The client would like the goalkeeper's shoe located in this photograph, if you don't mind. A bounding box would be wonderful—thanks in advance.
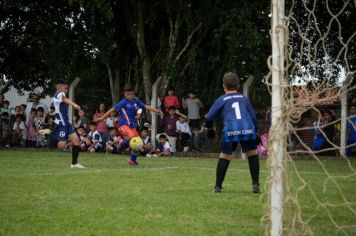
[252,183,260,193]
[70,163,85,169]
[213,186,222,193]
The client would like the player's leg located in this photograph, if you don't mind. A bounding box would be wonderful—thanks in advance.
[241,140,260,193]
[68,128,84,168]
[214,142,237,193]
[120,125,140,165]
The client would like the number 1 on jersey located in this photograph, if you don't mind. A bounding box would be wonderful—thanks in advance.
[232,102,241,119]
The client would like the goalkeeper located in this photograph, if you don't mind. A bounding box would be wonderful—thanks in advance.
[205,72,260,193]
[96,84,162,165]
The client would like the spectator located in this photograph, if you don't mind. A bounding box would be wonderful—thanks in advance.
[13,106,21,115]
[34,107,47,147]
[25,94,48,123]
[0,100,11,115]
[164,88,180,113]
[312,112,325,151]
[320,110,336,156]
[106,111,118,129]
[159,106,183,154]
[87,121,103,153]
[93,103,107,135]
[182,90,204,130]
[75,109,89,130]
[347,103,356,157]
[176,114,191,152]
[19,104,27,119]
[156,134,172,157]
[77,126,89,152]
[26,109,37,148]
[0,112,11,148]
[44,106,56,148]
[139,127,155,157]
[105,127,122,154]
[11,114,27,147]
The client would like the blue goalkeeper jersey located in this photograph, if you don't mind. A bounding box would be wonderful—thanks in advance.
[205,92,258,142]
[348,115,356,140]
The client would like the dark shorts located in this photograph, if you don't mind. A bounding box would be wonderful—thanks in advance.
[55,124,75,142]
[189,119,200,129]
[221,139,257,155]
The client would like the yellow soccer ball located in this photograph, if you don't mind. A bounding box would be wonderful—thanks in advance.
[129,137,144,152]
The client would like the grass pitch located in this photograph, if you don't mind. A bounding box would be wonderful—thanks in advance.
[0,150,355,235]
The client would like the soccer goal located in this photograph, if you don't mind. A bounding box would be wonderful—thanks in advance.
[267,0,356,235]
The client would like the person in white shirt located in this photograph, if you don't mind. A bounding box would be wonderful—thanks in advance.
[87,122,103,153]
[176,114,191,152]
[106,111,118,128]
[25,94,49,123]
[156,134,172,157]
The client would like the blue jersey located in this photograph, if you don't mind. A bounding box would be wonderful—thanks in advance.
[114,98,145,128]
[348,115,356,140]
[205,93,258,142]
[52,92,70,126]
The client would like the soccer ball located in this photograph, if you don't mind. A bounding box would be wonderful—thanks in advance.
[129,137,144,152]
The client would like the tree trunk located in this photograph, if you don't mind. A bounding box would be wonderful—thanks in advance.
[104,61,120,105]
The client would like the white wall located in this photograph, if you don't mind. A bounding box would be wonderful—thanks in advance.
[3,87,52,109]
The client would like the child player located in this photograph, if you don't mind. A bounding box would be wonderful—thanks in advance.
[96,84,163,165]
[52,81,84,168]
[205,72,260,193]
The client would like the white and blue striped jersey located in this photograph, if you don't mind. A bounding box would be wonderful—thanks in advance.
[52,92,70,126]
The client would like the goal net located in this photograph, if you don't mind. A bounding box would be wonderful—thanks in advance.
[265,0,356,235]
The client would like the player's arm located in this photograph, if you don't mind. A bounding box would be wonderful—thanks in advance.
[62,96,80,111]
[144,105,163,117]
[95,107,115,123]
[205,98,223,129]
[175,110,187,119]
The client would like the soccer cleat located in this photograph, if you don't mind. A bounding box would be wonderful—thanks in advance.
[252,183,260,193]
[213,186,222,193]
[128,160,138,166]
[70,163,85,169]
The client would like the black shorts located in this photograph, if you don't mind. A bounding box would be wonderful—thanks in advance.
[221,140,257,155]
[189,119,200,129]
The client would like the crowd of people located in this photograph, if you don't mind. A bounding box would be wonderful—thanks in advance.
[1,88,356,158]
[0,88,213,156]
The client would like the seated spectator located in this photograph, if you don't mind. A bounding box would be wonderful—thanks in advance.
[164,88,180,113]
[156,134,172,157]
[11,114,27,147]
[176,114,191,152]
[106,111,118,129]
[0,100,11,115]
[87,121,103,153]
[75,109,89,130]
[106,127,123,154]
[26,109,37,148]
[0,112,11,148]
[34,107,47,147]
[347,103,356,157]
[77,126,89,151]
[139,127,155,157]
[159,106,186,154]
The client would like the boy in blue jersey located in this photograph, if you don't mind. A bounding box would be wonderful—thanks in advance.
[205,72,260,193]
[96,84,163,165]
[347,104,356,157]
[52,81,84,168]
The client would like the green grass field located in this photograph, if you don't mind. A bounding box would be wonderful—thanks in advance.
[0,151,355,235]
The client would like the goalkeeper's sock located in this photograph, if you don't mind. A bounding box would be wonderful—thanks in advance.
[215,158,230,188]
[72,145,80,165]
[248,154,260,185]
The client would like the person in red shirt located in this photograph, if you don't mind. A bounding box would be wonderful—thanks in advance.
[164,88,180,113]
